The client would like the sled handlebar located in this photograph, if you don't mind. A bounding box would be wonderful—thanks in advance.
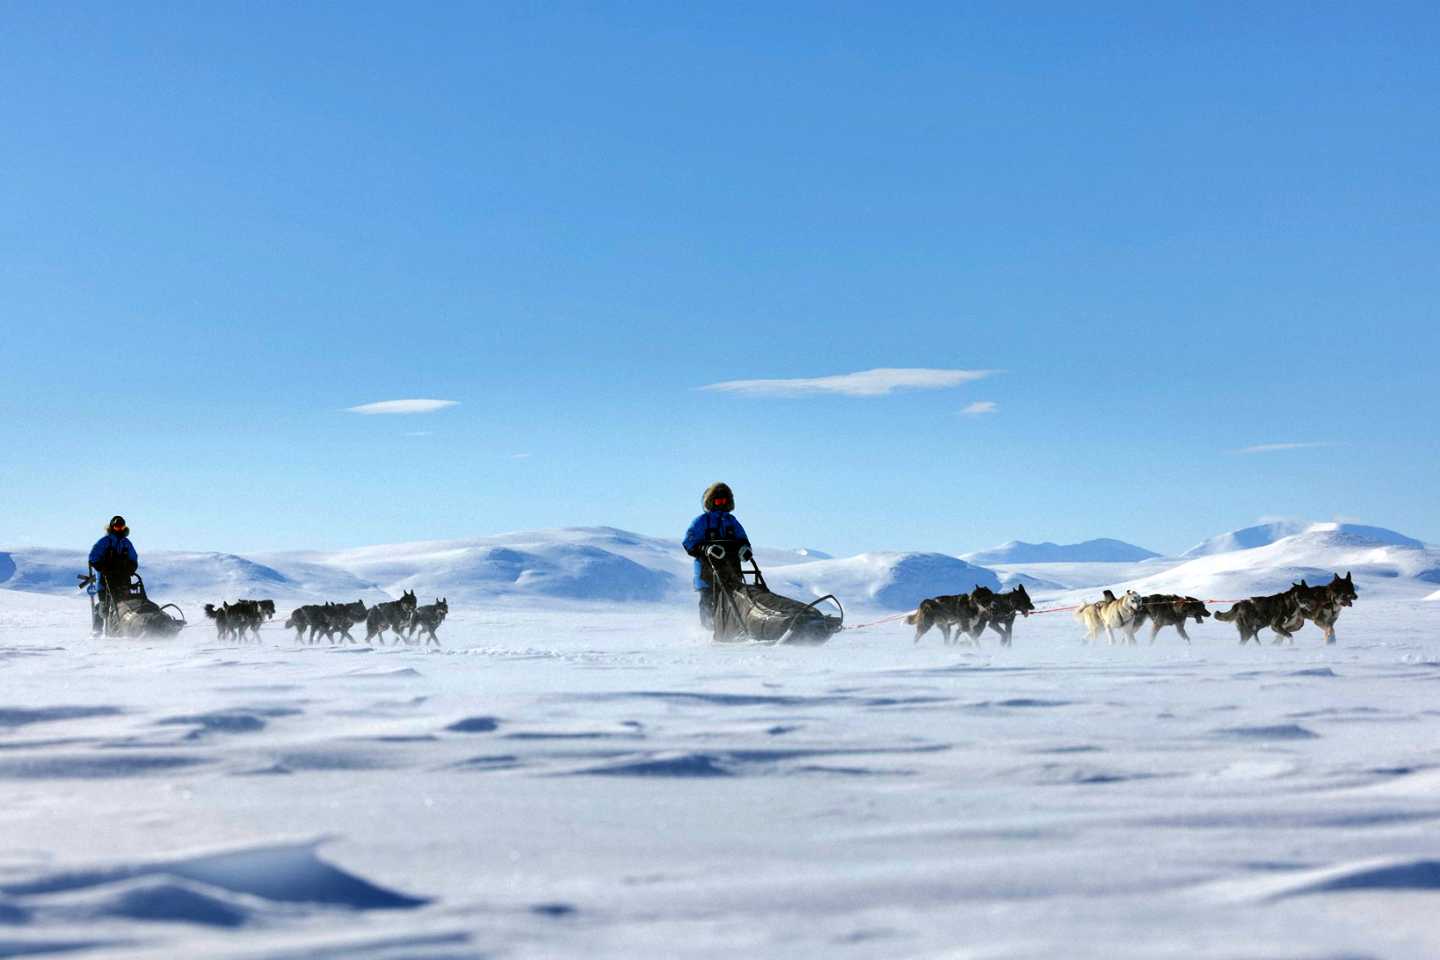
[703,543,753,562]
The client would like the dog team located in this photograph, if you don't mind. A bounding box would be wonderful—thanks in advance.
[204,590,449,645]
[910,572,1358,647]
[205,571,1357,649]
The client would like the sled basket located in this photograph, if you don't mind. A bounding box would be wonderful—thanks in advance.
[702,541,843,645]
[98,575,187,638]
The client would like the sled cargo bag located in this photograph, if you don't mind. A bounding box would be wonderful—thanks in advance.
[101,575,187,638]
[703,541,843,645]
[715,583,842,645]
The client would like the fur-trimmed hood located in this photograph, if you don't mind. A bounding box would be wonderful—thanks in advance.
[702,482,734,513]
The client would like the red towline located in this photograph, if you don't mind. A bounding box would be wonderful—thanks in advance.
[845,598,1250,630]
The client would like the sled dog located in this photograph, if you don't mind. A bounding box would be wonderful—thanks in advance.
[285,603,331,643]
[1127,595,1211,645]
[204,603,236,641]
[1075,589,1144,644]
[905,591,985,645]
[224,598,275,643]
[1214,590,1304,645]
[1288,572,1357,645]
[364,590,418,645]
[970,584,1035,647]
[407,598,448,645]
[322,600,369,644]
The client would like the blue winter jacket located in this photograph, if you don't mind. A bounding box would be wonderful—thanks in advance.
[88,534,138,592]
[683,511,749,590]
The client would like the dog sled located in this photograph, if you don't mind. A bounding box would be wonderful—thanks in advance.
[701,541,843,645]
[79,572,187,638]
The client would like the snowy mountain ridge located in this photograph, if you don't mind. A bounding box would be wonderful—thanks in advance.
[962,538,1160,564]
[1181,521,1424,558]
[3,520,1434,609]
[0,528,997,611]
[1065,521,1439,603]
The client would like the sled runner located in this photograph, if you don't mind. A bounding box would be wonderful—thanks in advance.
[701,541,843,645]
[79,572,186,638]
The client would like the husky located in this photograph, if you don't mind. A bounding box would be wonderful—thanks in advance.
[905,591,986,645]
[1127,595,1211,645]
[321,600,369,644]
[364,590,418,645]
[1288,572,1357,645]
[1075,589,1144,644]
[1214,589,1305,645]
[285,603,332,643]
[223,599,276,643]
[970,584,1035,647]
[204,603,236,641]
[407,597,448,645]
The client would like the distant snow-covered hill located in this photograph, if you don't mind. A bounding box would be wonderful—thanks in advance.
[0,528,862,609]
[1179,521,1308,558]
[1079,522,1440,602]
[265,529,678,604]
[0,548,348,603]
[1180,521,1423,558]
[771,552,1001,611]
[963,538,1160,564]
[4,520,1430,612]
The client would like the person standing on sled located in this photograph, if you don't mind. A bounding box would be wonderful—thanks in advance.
[85,515,138,636]
[683,483,750,629]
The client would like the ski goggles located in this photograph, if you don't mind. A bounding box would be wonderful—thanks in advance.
[710,498,730,508]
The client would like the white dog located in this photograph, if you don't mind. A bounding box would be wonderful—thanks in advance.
[1075,590,1145,645]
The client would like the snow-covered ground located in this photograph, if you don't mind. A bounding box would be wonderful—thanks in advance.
[3,521,1439,957]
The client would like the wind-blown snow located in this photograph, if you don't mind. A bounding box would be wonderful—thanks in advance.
[2,581,1439,958]
[3,521,1440,956]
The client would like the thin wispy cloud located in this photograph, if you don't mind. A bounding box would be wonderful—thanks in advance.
[961,401,998,416]
[346,399,459,415]
[510,453,532,460]
[701,367,996,398]
[1235,441,1344,454]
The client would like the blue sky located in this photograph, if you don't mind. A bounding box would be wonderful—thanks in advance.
[2,2,1436,557]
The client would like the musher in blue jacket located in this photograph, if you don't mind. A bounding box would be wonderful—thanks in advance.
[683,483,750,628]
[87,515,138,635]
